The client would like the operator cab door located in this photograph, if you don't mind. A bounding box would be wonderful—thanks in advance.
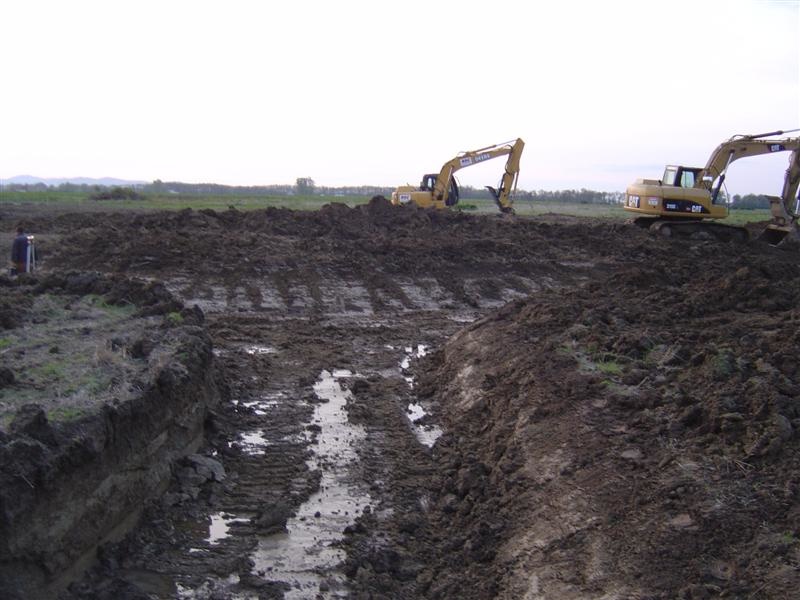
[420,173,459,206]
[662,166,700,190]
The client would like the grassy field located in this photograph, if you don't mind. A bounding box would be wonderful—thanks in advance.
[0,189,354,211]
[0,189,773,224]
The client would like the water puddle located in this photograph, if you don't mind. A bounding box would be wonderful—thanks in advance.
[207,512,251,545]
[233,391,284,416]
[400,345,443,448]
[249,369,371,598]
[238,430,269,455]
[244,344,277,355]
[400,344,427,386]
[176,574,245,599]
[449,313,479,323]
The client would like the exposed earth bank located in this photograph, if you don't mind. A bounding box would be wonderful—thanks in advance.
[0,273,221,600]
[0,198,798,599]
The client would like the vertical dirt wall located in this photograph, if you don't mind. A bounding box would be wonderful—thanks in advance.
[0,326,221,600]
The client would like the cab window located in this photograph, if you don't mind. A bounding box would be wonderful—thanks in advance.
[679,170,695,188]
[662,167,677,186]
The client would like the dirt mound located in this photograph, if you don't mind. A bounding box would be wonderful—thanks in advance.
[40,205,627,282]
[410,253,800,598]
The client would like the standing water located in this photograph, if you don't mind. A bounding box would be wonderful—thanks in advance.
[400,345,443,447]
[249,369,371,598]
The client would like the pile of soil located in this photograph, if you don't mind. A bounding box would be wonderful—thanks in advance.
[403,261,800,598]
[34,201,629,299]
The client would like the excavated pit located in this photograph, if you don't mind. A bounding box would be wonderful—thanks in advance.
[0,198,798,599]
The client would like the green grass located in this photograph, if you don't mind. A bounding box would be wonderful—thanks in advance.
[31,361,67,380]
[47,405,86,422]
[723,208,772,225]
[0,189,777,223]
[85,294,136,317]
[596,360,624,376]
[166,311,184,325]
[0,189,371,211]
[781,532,798,545]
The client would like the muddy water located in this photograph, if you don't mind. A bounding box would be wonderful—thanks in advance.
[400,345,443,448]
[249,369,371,599]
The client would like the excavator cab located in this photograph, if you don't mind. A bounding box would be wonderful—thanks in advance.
[662,166,702,189]
[420,174,459,206]
[420,174,436,191]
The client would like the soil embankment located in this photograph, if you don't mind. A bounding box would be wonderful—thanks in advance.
[405,263,800,598]
[0,274,222,599]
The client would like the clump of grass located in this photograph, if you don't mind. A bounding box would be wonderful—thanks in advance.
[596,360,623,376]
[166,312,184,325]
[47,405,86,422]
[87,295,136,318]
[93,340,129,368]
[712,348,736,379]
[32,361,66,380]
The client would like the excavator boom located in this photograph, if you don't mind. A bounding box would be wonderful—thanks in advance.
[699,131,800,202]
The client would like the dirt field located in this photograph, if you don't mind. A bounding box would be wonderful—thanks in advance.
[2,198,799,599]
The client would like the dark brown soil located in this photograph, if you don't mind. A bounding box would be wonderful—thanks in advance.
[1,198,798,599]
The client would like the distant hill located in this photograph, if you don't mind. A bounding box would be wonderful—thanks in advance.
[1,175,147,187]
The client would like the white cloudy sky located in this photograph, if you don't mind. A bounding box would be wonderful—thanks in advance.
[1,0,798,195]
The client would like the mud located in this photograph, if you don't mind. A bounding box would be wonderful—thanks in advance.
[0,198,798,599]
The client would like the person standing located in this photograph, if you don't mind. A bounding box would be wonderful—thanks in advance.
[11,226,29,274]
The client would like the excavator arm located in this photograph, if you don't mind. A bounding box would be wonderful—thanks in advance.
[430,138,525,213]
[778,147,800,211]
[699,130,800,201]
[760,146,800,244]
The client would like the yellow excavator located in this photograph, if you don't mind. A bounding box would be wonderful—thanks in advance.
[625,130,800,244]
[390,138,524,214]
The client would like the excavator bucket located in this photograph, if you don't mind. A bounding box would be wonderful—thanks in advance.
[758,227,790,246]
[757,224,800,246]
[758,194,800,246]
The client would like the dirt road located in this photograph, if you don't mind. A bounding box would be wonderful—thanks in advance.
[2,198,799,599]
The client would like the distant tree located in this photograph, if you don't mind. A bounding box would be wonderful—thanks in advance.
[89,186,142,201]
[295,177,315,195]
[731,193,770,209]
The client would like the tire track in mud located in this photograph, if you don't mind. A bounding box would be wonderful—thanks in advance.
[63,288,473,599]
[32,203,622,598]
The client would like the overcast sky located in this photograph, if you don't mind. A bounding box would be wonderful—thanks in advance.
[1,0,798,195]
